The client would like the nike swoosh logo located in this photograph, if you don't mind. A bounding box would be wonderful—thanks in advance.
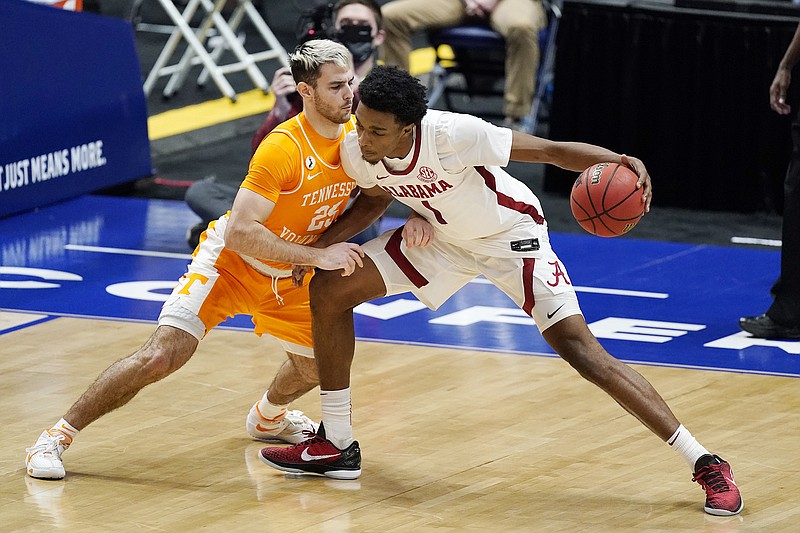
[546,304,566,320]
[301,449,341,461]
[307,172,321,181]
[376,175,389,180]
[255,424,272,432]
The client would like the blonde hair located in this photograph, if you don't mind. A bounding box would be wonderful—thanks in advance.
[289,39,352,87]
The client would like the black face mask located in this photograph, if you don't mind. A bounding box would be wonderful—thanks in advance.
[336,24,375,65]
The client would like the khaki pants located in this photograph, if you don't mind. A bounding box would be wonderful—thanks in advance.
[381,0,547,119]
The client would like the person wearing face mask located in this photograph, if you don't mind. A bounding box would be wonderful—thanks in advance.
[184,0,386,249]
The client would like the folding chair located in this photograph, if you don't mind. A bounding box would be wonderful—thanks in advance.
[426,0,562,134]
[142,0,289,102]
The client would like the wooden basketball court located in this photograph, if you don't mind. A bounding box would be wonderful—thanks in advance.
[3,314,799,531]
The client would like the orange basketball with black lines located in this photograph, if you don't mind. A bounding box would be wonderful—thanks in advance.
[570,162,644,237]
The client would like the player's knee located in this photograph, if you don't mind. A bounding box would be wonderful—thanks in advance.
[309,270,348,314]
[134,344,191,382]
[570,355,614,385]
[559,342,617,384]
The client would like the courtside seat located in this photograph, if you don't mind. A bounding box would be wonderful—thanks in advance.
[426,0,562,134]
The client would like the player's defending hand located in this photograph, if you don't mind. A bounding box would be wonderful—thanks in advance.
[403,213,434,248]
[620,154,652,213]
[291,265,313,287]
[317,242,365,276]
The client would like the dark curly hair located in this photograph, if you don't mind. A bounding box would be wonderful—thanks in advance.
[357,66,428,126]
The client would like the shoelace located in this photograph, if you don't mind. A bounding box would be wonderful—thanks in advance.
[283,410,311,425]
[287,429,323,447]
[693,465,730,494]
[26,433,65,456]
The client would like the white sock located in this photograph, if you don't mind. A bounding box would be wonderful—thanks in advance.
[257,390,288,428]
[50,418,79,446]
[667,424,710,470]
[321,388,352,450]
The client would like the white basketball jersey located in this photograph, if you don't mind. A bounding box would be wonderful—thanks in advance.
[341,110,551,257]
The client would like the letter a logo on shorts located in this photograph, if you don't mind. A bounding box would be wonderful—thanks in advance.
[547,260,571,287]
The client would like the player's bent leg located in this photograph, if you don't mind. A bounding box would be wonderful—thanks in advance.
[257,260,385,478]
[26,326,198,479]
[309,255,387,314]
[247,353,319,444]
[64,325,199,428]
[309,257,387,390]
[542,315,743,515]
[266,353,319,405]
[541,314,680,439]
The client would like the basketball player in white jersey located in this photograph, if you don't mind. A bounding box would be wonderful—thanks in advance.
[258,66,743,516]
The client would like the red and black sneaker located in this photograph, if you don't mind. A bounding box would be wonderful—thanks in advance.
[258,424,361,480]
[692,454,743,516]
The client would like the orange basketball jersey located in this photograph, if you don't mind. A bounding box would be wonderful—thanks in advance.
[241,112,358,271]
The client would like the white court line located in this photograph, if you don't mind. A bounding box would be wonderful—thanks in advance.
[468,277,668,299]
[731,236,782,247]
[65,244,192,259]
[571,285,668,299]
[66,244,667,299]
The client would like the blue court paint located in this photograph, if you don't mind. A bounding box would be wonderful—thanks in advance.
[0,311,56,335]
[1,195,796,376]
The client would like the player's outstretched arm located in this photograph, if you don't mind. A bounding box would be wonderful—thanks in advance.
[508,131,652,211]
[509,130,621,170]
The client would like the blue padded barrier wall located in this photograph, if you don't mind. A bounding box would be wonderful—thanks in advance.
[0,0,152,218]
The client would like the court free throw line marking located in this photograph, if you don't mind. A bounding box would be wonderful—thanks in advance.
[468,277,668,299]
[731,236,782,247]
[65,244,192,260]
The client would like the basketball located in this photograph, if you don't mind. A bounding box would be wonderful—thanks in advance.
[569,162,645,237]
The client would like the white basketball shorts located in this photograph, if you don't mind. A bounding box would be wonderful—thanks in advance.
[361,227,582,333]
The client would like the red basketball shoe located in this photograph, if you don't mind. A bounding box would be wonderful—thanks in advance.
[258,424,361,480]
[692,454,743,516]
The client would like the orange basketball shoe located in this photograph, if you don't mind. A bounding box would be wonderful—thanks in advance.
[692,454,744,516]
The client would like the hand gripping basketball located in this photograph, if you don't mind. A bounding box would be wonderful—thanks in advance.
[570,162,646,237]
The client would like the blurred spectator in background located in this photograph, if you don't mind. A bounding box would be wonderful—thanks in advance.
[739,21,800,340]
[380,0,546,130]
[185,0,386,249]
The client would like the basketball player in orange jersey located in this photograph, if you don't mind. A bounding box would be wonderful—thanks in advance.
[24,40,391,481]
[258,66,743,516]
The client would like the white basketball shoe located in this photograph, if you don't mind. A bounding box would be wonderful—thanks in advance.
[246,403,318,444]
[26,430,69,479]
